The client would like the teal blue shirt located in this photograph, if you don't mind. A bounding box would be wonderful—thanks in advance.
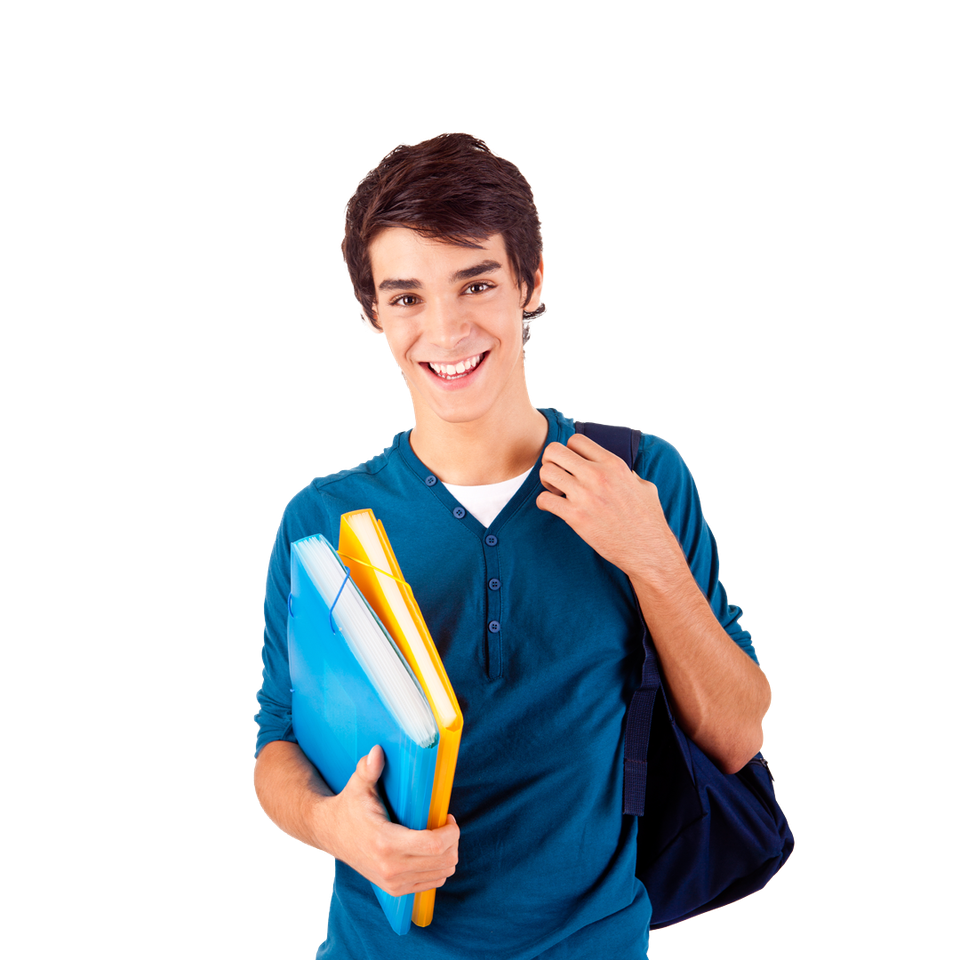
[255,409,756,959]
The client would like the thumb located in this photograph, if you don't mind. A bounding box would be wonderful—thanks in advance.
[352,744,385,789]
[350,746,390,823]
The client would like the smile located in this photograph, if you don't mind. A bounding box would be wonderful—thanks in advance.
[427,353,485,380]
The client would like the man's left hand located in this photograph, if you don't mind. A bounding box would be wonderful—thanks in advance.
[536,433,686,586]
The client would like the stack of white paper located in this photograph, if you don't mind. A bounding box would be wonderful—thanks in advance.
[293,535,437,749]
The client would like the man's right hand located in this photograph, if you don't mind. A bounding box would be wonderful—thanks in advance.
[326,745,459,897]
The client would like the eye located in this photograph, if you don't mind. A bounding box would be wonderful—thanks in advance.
[465,282,492,295]
[389,294,421,307]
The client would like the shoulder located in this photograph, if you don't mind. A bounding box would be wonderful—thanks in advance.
[634,433,708,540]
[636,433,690,487]
[276,433,408,546]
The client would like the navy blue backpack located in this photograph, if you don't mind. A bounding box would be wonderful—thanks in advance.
[575,422,794,928]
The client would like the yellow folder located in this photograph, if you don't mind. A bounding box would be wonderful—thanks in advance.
[338,509,464,928]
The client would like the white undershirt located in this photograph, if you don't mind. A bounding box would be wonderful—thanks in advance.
[442,468,534,528]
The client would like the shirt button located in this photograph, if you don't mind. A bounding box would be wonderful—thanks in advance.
[453,506,466,519]
[425,475,437,487]
[488,578,501,591]
[485,534,498,547]
[488,620,501,633]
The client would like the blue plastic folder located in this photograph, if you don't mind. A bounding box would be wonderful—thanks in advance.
[287,534,439,935]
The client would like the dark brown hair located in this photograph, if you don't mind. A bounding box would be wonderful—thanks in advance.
[342,133,545,342]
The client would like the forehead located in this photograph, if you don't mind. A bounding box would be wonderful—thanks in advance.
[369,228,510,284]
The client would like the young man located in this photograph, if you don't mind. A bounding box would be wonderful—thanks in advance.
[254,133,770,959]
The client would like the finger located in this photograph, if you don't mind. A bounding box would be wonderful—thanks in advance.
[398,816,460,858]
[536,489,574,520]
[542,440,602,480]
[430,815,460,850]
[539,461,574,497]
[565,432,614,461]
[540,440,580,471]
[376,813,459,859]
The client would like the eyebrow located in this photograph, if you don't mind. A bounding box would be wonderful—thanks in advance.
[377,259,504,292]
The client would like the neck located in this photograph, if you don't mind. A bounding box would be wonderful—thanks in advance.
[409,403,548,486]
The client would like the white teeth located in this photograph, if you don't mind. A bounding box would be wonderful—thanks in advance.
[429,354,482,379]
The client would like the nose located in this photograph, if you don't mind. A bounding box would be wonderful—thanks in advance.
[423,296,471,349]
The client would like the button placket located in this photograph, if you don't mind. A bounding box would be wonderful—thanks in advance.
[484,533,503,679]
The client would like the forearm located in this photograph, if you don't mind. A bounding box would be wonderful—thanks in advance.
[254,740,461,896]
[537,433,771,773]
[629,542,770,774]
[254,739,336,853]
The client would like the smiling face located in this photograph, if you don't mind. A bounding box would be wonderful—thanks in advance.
[369,227,543,431]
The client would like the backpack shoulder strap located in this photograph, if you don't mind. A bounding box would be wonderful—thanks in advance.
[574,420,651,816]
[574,421,643,472]
[577,422,793,925]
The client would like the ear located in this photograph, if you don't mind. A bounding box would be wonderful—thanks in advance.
[365,304,383,332]
[523,257,545,312]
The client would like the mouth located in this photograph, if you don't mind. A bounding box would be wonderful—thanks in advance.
[424,352,487,381]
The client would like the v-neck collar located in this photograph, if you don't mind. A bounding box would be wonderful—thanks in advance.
[397,408,563,535]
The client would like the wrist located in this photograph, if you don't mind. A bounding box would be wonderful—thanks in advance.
[623,527,690,594]
[303,789,337,855]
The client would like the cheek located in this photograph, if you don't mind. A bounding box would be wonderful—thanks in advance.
[380,327,414,365]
